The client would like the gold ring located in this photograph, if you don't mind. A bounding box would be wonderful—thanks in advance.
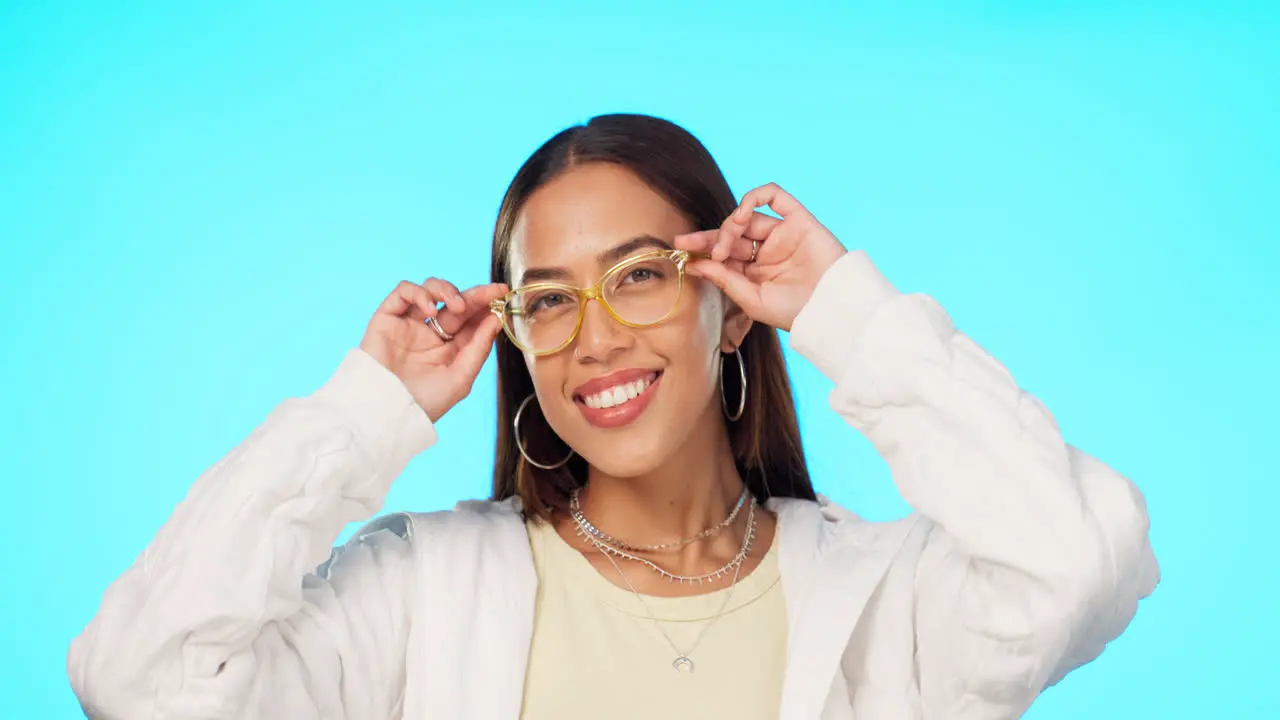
[748,239,759,263]
[426,316,454,342]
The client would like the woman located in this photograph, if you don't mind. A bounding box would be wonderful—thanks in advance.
[68,114,1159,719]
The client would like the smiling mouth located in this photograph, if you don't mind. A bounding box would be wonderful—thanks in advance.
[574,371,662,409]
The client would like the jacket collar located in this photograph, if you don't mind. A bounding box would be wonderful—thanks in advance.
[769,496,920,719]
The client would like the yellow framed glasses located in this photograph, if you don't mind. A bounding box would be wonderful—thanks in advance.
[490,249,699,356]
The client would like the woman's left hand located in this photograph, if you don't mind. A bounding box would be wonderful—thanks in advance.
[674,183,847,331]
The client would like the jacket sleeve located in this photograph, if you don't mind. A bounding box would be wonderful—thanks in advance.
[67,349,436,719]
[789,251,1160,717]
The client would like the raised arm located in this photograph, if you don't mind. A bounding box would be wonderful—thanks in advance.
[68,278,508,719]
[678,183,1159,717]
[788,250,1158,715]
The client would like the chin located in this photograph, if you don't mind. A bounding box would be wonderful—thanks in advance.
[573,433,672,479]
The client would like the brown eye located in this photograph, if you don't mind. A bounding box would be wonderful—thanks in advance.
[529,292,570,313]
[623,267,662,284]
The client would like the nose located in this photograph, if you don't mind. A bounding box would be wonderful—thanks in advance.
[573,297,632,364]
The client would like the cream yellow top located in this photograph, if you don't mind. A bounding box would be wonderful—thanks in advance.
[520,517,788,719]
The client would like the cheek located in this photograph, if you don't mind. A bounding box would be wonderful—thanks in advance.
[663,285,725,394]
[525,353,556,394]
[690,280,727,347]
[525,353,576,426]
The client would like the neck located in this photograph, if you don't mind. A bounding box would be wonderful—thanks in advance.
[577,402,744,556]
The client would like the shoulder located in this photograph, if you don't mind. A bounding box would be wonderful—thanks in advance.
[769,494,928,541]
[398,497,538,593]
[344,499,524,554]
[769,494,933,564]
[392,498,531,568]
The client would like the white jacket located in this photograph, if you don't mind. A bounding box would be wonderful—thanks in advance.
[68,251,1159,719]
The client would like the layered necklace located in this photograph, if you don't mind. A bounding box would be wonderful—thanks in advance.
[568,487,757,673]
[571,486,749,554]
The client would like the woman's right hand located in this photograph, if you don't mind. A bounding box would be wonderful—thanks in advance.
[358,278,509,422]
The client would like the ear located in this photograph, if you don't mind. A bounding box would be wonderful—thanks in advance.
[719,298,753,353]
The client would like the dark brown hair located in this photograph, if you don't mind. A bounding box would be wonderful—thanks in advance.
[489,113,815,520]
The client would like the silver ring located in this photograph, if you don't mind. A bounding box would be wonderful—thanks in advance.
[748,239,759,263]
[426,316,454,342]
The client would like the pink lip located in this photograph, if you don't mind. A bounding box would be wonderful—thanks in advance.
[574,371,663,429]
[572,368,662,399]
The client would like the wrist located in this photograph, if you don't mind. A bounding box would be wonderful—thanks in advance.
[788,250,900,380]
[315,349,438,463]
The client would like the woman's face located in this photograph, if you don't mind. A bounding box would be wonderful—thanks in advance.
[507,162,749,477]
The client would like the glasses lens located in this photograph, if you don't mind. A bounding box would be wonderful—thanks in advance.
[505,285,581,353]
[602,254,682,326]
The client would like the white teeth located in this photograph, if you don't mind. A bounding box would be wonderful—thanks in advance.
[583,374,655,409]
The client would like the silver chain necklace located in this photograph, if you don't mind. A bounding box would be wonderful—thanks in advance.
[570,487,748,553]
[571,494,757,584]
[587,500,756,674]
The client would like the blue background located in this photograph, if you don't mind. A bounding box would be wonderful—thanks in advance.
[2,2,1276,717]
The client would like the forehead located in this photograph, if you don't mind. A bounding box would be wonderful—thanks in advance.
[508,163,693,273]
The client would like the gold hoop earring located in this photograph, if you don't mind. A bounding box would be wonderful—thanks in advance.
[514,394,574,470]
[720,347,747,422]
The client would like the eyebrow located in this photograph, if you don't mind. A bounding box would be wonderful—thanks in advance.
[519,234,672,285]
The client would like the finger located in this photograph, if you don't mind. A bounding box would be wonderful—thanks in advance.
[460,282,510,308]
[433,282,510,335]
[424,277,466,314]
[449,313,503,383]
[738,211,783,240]
[687,259,762,314]
[446,306,497,350]
[715,211,783,261]
[733,182,809,223]
[710,217,739,262]
[380,281,440,321]
[449,301,502,345]
[678,213,782,261]
[673,229,718,254]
